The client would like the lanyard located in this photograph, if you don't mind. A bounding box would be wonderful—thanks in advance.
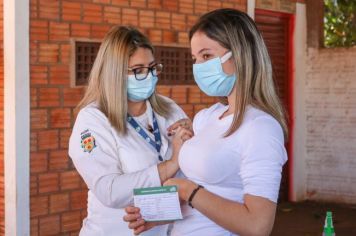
[127,111,163,161]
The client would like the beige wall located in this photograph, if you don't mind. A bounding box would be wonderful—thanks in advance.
[304,47,356,204]
[284,2,356,204]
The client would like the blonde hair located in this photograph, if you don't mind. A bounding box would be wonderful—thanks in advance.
[189,9,288,139]
[77,26,171,134]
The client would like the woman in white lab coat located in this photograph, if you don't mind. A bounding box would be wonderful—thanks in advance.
[68,26,192,236]
[124,8,288,236]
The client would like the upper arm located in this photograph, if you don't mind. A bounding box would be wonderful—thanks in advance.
[69,108,163,208]
[68,108,122,190]
[240,116,287,203]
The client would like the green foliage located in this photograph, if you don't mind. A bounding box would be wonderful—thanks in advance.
[324,0,356,47]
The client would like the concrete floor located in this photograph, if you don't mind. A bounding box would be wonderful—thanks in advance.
[272,201,356,236]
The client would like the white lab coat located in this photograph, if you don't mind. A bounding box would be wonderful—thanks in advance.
[69,96,187,236]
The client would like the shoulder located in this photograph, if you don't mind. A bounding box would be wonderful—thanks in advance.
[195,102,225,121]
[70,103,117,155]
[73,103,113,133]
[195,102,225,118]
[240,107,288,175]
[76,103,108,124]
[242,106,285,144]
[193,102,225,132]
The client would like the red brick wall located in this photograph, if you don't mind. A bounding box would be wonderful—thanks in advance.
[256,0,297,12]
[0,0,4,234]
[29,0,246,234]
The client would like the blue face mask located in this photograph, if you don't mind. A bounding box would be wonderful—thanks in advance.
[193,51,236,97]
[127,73,158,101]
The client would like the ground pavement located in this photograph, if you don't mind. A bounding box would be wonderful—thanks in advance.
[272,201,356,236]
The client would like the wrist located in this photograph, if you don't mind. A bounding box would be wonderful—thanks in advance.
[166,159,179,175]
[168,154,179,169]
[187,184,204,208]
[171,150,179,161]
[183,182,199,201]
[158,160,178,184]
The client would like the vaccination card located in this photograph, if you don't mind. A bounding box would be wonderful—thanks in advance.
[133,185,183,222]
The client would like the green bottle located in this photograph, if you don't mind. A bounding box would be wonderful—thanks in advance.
[323,211,335,236]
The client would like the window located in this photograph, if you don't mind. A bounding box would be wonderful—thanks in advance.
[154,46,194,85]
[74,41,100,86]
[72,42,194,86]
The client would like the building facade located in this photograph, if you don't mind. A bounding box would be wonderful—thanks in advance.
[1,0,355,235]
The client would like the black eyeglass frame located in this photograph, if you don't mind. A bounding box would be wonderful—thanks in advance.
[128,63,163,81]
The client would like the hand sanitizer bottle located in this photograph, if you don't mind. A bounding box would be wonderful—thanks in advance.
[322,211,335,236]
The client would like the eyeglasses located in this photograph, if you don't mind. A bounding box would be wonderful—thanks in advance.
[128,63,163,81]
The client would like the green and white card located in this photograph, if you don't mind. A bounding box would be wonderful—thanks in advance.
[133,185,183,222]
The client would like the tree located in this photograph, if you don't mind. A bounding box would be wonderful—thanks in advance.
[324,0,356,47]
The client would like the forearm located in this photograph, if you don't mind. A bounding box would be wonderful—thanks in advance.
[92,155,179,208]
[93,165,161,208]
[157,159,179,184]
[187,188,276,236]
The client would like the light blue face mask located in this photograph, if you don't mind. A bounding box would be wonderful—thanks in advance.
[193,51,236,97]
[127,73,158,102]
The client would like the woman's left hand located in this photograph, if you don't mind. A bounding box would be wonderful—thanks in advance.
[163,178,198,201]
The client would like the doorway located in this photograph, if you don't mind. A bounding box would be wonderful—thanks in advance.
[255,9,294,201]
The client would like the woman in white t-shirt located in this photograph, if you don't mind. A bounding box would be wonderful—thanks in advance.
[124,9,288,236]
[68,26,192,236]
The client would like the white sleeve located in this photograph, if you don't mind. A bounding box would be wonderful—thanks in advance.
[240,116,287,203]
[68,108,161,209]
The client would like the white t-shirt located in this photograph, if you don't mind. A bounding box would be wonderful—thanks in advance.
[172,103,287,236]
[68,96,186,236]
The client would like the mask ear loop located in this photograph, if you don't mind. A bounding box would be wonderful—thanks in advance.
[220,51,232,63]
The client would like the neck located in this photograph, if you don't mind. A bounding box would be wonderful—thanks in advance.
[128,100,147,117]
[225,86,237,114]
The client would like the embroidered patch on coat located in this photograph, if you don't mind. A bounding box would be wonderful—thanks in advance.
[80,129,96,153]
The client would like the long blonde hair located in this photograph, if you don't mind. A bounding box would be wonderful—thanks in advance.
[77,26,171,134]
[189,9,288,139]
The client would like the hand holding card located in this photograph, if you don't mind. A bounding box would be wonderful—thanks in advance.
[133,185,183,222]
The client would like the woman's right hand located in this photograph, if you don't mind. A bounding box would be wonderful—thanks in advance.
[167,118,193,136]
[171,126,193,161]
[123,206,169,235]
[157,126,194,183]
[123,206,153,235]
